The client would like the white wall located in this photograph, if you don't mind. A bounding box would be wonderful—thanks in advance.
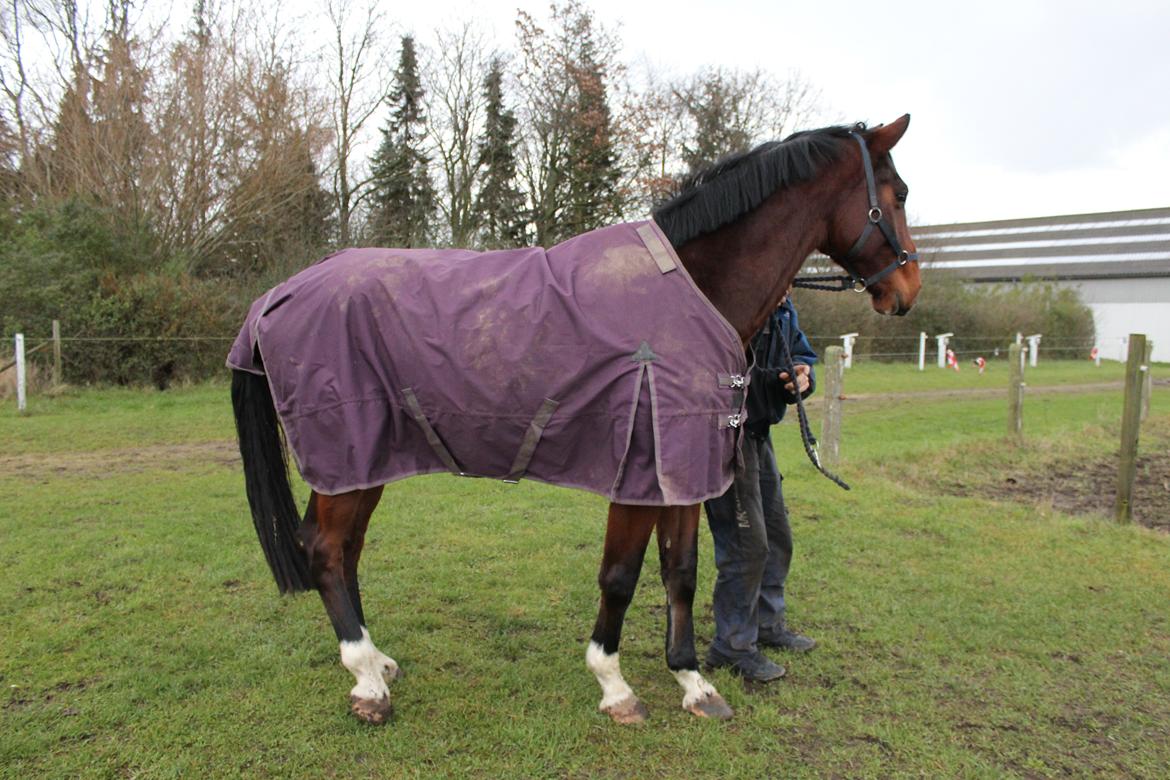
[1066,278,1170,362]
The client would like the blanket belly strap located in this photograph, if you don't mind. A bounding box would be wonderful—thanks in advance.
[401,387,465,476]
[402,388,560,483]
[504,398,560,483]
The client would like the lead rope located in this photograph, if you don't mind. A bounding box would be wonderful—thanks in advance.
[792,275,855,292]
[777,330,851,491]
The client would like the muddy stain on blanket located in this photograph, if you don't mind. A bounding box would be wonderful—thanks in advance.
[583,245,658,290]
[334,254,412,315]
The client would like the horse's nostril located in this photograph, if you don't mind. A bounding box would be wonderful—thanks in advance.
[889,290,912,316]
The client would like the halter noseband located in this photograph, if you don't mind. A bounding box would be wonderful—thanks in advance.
[794,129,919,293]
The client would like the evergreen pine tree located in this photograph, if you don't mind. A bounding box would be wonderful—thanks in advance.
[562,29,622,239]
[368,35,435,247]
[474,58,526,248]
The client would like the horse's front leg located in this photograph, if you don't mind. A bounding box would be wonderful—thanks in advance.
[657,504,733,720]
[587,503,657,723]
[302,488,399,725]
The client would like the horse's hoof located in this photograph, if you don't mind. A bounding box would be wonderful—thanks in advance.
[350,693,393,725]
[685,693,733,720]
[602,696,648,724]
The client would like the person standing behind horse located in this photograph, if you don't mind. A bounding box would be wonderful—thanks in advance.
[704,289,817,682]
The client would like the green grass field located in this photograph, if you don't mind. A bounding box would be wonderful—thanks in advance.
[2,362,1168,778]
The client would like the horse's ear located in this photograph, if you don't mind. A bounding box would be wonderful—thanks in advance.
[867,114,910,155]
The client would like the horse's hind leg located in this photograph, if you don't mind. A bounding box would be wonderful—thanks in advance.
[587,503,657,723]
[301,487,399,724]
[339,487,403,684]
[657,505,733,720]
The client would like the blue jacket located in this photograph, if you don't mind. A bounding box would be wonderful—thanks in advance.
[745,299,817,437]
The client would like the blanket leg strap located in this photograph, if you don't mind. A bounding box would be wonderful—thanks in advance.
[504,398,560,483]
[401,387,465,476]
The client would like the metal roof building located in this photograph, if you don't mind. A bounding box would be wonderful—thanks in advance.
[913,207,1170,362]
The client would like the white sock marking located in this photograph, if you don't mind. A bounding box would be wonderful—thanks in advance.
[340,627,398,701]
[673,669,718,708]
[585,641,636,710]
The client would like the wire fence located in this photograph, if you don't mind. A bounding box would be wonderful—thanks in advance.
[2,327,1104,396]
[1,332,238,390]
[805,333,1098,364]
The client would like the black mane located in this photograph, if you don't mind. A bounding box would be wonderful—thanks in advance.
[652,124,861,247]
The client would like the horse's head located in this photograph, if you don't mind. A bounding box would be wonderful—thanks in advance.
[820,115,921,316]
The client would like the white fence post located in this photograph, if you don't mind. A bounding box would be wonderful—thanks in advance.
[918,332,927,371]
[1026,334,1042,367]
[840,332,858,369]
[15,333,27,414]
[936,332,953,368]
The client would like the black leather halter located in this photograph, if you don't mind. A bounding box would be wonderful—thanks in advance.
[793,129,919,293]
[785,128,919,490]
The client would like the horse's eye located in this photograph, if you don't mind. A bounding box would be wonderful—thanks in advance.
[895,191,908,204]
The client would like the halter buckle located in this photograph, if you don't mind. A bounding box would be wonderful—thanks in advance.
[868,207,883,223]
[898,250,909,266]
[851,278,867,293]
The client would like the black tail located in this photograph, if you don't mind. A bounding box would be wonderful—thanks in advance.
[231,370,313,593]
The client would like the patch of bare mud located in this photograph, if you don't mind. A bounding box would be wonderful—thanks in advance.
[983,449,1170,531]
[0,440,239,481]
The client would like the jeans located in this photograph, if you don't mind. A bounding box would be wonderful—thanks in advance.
[703,432,793,657]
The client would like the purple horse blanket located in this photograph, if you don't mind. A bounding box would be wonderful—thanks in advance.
[227,220,747,505]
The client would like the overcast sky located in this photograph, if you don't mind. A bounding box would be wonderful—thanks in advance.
[390,0,1170,226]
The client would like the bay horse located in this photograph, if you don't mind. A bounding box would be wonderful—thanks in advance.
[230,116,921,725]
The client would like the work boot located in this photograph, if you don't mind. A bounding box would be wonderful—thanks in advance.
[758,626,817,653]
[705,646,786,682]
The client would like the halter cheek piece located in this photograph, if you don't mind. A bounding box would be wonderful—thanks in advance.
[786,128,920,490]
[793,129,919,293]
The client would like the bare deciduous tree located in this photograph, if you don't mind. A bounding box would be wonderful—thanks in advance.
[673,66,824,174]
[152,1,229,254]
[1,0,94,190]
[321,0,392,246]
[424,21,491,247]
[209,7,332,273]
[607,67,678,218]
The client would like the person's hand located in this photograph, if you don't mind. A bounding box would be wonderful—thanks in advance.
[778,364,811,395]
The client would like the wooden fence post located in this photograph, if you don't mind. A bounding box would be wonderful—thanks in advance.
[1008,343,1025,438]
[1113,333,1147,523]
[1141,340,1153,422]
[52,320,62,387]
[821,345,845,468]
[15,333,27,414]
